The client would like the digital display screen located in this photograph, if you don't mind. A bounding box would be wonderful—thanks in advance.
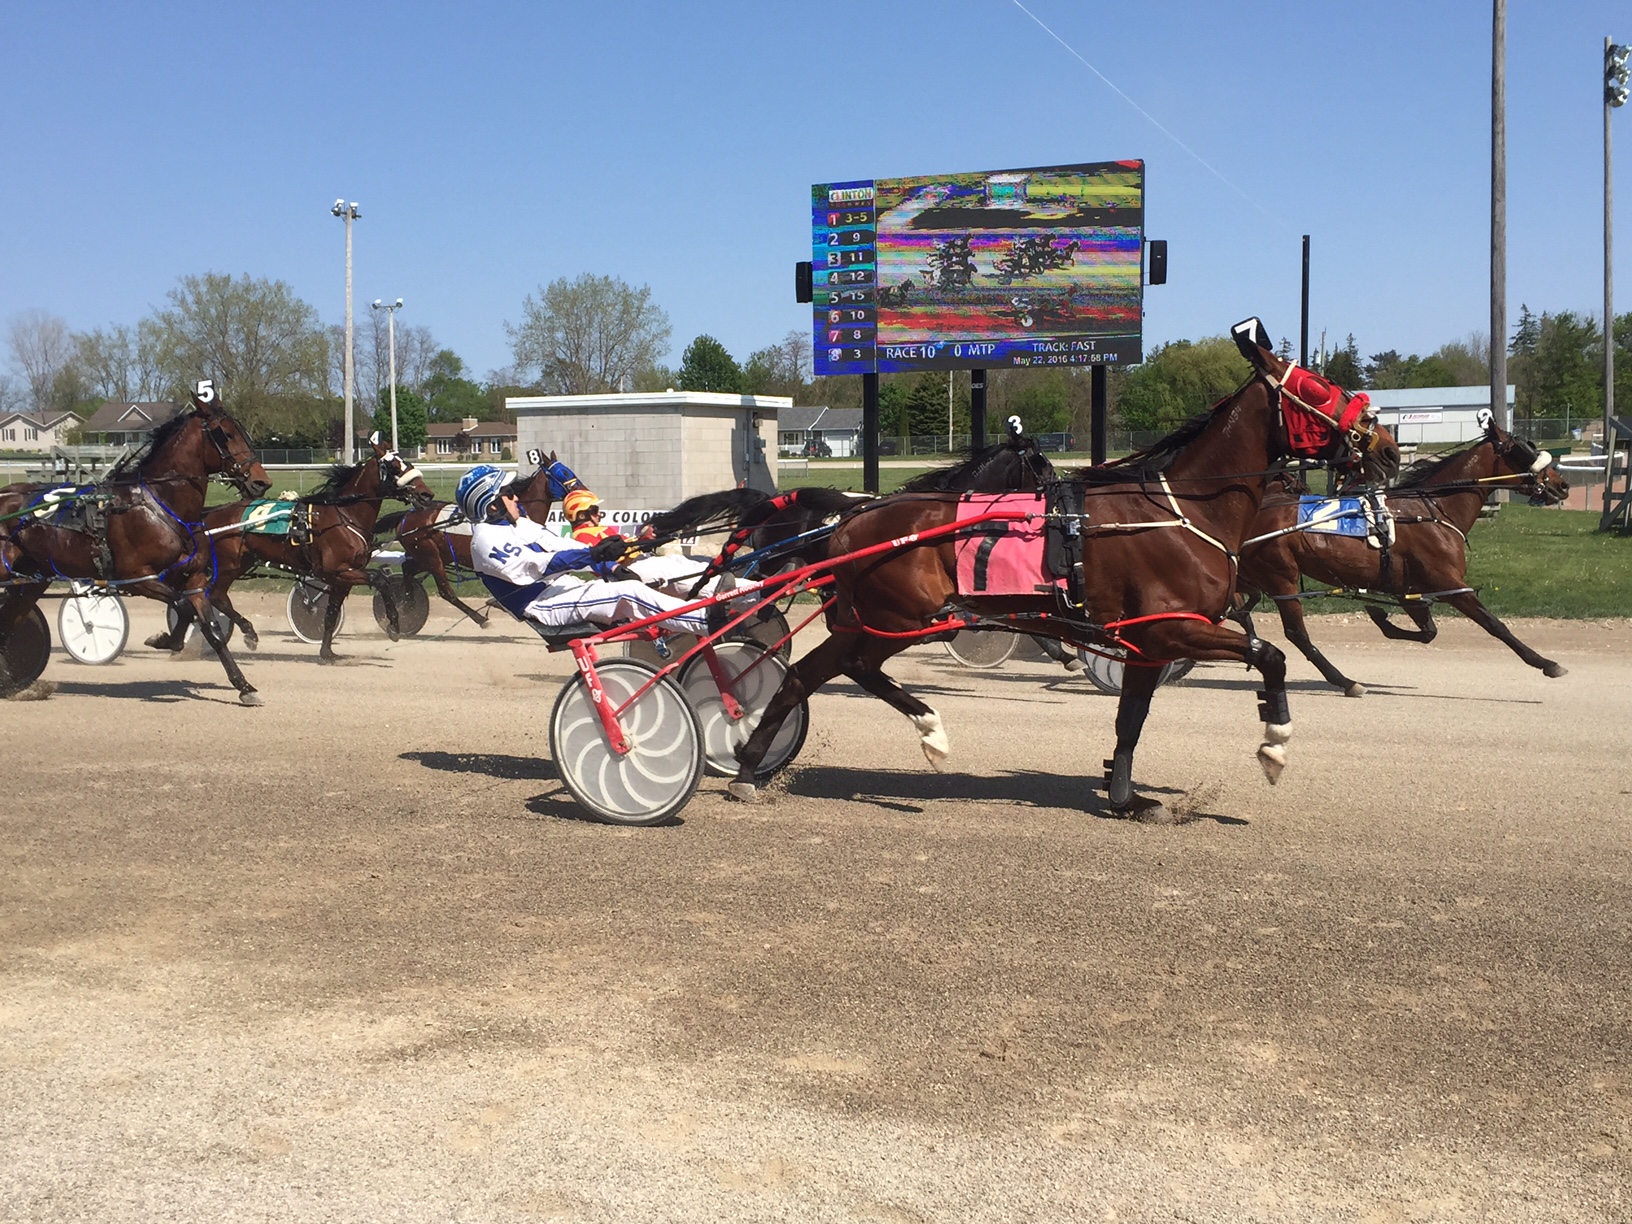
[812,160,1144,376]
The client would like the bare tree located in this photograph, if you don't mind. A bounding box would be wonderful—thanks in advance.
[147,274,330,408]
[507,274,671,394]
[6,310,75,411]
[73,323,167,403]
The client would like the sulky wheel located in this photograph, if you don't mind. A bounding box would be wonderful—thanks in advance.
[1081,652,1196,695]
[549,659,704,826]
[733,607,793,662]
[943,628,1018,669]
[677,639,808,779]
[58,588,130,665]
[165,601,235,652]
[287,580,343,645]
[372,573,430,636]
[0,606,51,697]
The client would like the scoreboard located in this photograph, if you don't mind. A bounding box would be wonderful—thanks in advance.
[811,160,1144,377]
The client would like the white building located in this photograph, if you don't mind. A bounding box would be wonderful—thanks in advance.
[1363,385,1516,445]
[507,390,782,511]
[0,409,83,453]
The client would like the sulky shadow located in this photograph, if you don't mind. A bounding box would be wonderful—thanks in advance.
[401,750,558,781]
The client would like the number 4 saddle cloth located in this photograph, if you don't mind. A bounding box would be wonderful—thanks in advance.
[953,492,1057,597]
[238,499,298,536]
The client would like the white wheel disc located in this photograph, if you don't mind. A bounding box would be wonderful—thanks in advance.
[548,659,703,825]
[678,640,808,778]
[57,590,129,665]
[943,629,1018,669]
[164,601,235,649]
[1081,652,1196,695]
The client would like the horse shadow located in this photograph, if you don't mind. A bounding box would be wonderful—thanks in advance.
[780,765,1247,826]
[47,678,240,704]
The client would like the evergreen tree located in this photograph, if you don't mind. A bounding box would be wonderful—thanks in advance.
[676,334,743,393]
[1322,334,1364,389]
[1509,304,1541,357]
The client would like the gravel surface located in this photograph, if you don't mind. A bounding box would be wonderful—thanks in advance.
[2,593,1629,1222]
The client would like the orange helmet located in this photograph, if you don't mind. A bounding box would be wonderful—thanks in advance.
[562,488,600,520]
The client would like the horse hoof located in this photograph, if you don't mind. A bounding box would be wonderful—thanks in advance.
[1543,662,1568,678]
[243,634,259,652]
[1257,742,1287,784]
[1062,656,1084,672]
[386,627,400,642]
[1343,682,1366,698]
[912,712,950,770]
[318,654,340,665]
[726,781,758,802]
[1126,797,1178,825]
[144,633,179,652]
[239,691,263,707]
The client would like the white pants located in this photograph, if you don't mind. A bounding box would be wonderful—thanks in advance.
[523,576,709,635]
[624,553,724,598]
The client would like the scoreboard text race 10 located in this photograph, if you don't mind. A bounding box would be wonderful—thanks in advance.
[811,160,1144,377]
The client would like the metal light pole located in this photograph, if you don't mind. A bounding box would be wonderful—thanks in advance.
[1491,0,1507,433]
[371,297,404,453]
[1604,39,1629,524]
[331,199,361,460]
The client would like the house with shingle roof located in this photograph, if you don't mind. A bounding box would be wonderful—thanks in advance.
[79,401,186,447]
[420,417,518,459]
[0,408,84,453]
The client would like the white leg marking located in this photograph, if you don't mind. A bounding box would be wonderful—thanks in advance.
[912,710,950,770]
[1264,721,1292,746]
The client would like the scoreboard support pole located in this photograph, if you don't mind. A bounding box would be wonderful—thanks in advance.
[862,372,881,494]
[1090,365,1108,465]
[970,369,988,452]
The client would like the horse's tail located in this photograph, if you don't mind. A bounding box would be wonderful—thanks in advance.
[683,486,873,597]
[644,487,772,541]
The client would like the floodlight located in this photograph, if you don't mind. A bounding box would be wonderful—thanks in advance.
[1607,43,1631,107]
[372,298,383,309]
[332,198,345,216]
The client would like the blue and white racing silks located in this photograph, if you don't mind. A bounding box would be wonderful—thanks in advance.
[468,512,709,634]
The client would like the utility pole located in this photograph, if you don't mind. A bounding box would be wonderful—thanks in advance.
[1300,235,1310,366]
[1491,2,1507,433]
[1604,38,1629,524]
[332,199,361,461]
[372,298,405,453]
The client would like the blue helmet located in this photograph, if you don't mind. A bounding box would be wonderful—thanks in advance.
[456,464,514,523]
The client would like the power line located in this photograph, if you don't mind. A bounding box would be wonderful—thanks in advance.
[1009,0,1289,230]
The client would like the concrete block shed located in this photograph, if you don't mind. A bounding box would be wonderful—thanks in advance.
[508,391,784,511]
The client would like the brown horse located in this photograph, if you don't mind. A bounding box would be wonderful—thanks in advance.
[724,320,1400,818]
[0,382,271,701]
[158,439,435,661]
[377,453,583,627]
[1234,419,1571,694]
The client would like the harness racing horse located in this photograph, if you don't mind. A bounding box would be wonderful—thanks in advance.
[725,320,1400,819]
[1234,414,1570,695]
[377,454,584,627]
[156,439,435,662]
[0,383,272,700]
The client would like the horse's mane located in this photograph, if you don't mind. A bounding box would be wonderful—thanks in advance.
[1393,442,1480,489]
[109,407,197,478]
[897,438,1042,492]
[1081,398,1230,482]
[307,460,367,502]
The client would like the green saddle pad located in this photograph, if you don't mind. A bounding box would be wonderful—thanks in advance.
[239,499,296,535]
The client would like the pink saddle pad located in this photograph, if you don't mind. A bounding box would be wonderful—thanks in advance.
[954,493,1051,597]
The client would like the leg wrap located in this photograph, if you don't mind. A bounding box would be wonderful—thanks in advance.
[1257,688,1291,728]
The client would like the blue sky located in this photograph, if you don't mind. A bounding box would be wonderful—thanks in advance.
[2,0,1629,379]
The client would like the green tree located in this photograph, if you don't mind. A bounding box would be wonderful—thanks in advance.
[877,380,909,438]
[370,386,429,451]
[1512,311,1600,421]
[742,330,814,400]
[1116,337,1252,431]
[508,273,672,394]
[420,349,487,422]
[1510,304,1541,357]
[677,334,743,393]
[1322,334,1363,389]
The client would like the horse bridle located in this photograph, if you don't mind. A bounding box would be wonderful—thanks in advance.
[197,407,264,494]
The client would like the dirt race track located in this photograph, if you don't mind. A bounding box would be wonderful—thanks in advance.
[3,593,1630,1223]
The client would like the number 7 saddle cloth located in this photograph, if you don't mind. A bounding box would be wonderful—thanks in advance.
[953,492,1055,597]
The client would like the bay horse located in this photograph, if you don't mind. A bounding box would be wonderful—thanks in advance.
[1234,414,1570,694]
[724,320,1400,817]
[376,453,585,627]
[157,438,435,662]
[0,382,271,702]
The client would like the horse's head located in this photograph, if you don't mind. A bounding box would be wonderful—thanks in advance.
[368,434,436,508]
[189,380,272,497]
[1231,319,1400,482]
[1479,409,1570,505]
[517,448,582,518]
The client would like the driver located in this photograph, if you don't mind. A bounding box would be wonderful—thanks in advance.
[458,465,715,636]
